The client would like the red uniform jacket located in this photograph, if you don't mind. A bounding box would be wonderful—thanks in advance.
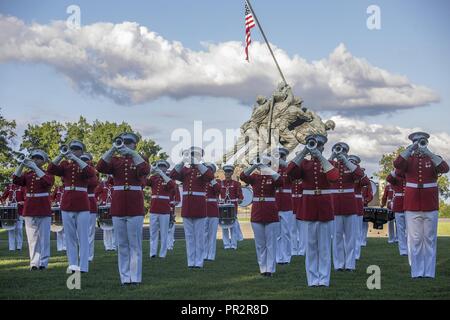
[51,186,64,205]
[47,160,96,212]
[12,171,54,216]
[286,159,339,222]
[219,179,243,210]
[394,154,449,212]
[291,179,303,218]
[96,156,150,216]
[205,179,221,218]
[381,184,394,210]
[169,184,181,213]
[330,160,364,216]
[239,172,282,223]
[170,166,214,218]
[354,175,370,216]
[276,166,293,212]
[1,184,26,215]
[362,183,373,207]
[147,174,177,214]
[87,173,99,214]
[386,173,406,213]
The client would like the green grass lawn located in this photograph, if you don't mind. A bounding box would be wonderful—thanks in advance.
[1,230,450,300]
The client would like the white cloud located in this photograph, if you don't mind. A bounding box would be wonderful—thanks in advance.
[325,115,450,177]
[0,15,439,112]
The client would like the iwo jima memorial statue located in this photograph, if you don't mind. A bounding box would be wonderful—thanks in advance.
[221,0,335,167]
[221,81,336,166]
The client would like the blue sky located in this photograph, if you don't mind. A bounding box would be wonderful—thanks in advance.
[1,0,449,174]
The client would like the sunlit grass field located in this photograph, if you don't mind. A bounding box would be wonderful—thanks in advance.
[1,228,450,300]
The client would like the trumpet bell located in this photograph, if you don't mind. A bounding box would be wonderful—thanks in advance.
[418,138,428,148]
[59,145,70,155]
[306,139,318,150]
[113,137,124,149]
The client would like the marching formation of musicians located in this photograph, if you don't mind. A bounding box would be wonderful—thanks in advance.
[0,131,448,286]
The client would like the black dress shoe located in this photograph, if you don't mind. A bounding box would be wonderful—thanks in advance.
[345,269,355,272]
[121,282,131,287]
[39,266,46,270]
[150,255,156,258]
[336,268,344,272]
[265,272,273,277]
[30,266,38,271]
[131,282,140,286]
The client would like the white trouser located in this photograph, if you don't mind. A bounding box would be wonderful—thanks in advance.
[388,219,397,243]
[183,217,206,267]
[355,215,363,260]
[24,216,51,268]
[361,221,369,246]
[235,219,244,241]
[333,215,357,270]
[8,216,24,250]
[296,219,306,256]
[113,216,144,284]
[167,223,175,250]
[291,215,299,255]
[276,211,292,263]
[305,220,333,287]
[222,222,239,249]
[103,229,116,250]
[204,217,219,260]
[62,211,90,272]
[88,214,97,261]
[150,213,170,258]
[56,230,66,251]
[405,211,438,278]
[395,212,408,255]
[251,222,277,274]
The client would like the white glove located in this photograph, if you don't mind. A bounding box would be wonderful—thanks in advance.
[260,165,280,180]
[101,147,116,163]
[328,151,337,161]
[422,147,443,167]
[197,163,208,175]
[243,164,259,176]
[315,153,335,173]
[293,147,309,166]
[400,141,418,159]
[340,156,357,173]
[52,154,64,165]
[14,163,25,177]
[210,179,217,186]
[174,161,184,173]
[129,150,145,165]
[69,154,88,170]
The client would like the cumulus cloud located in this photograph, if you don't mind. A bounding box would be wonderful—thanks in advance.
[324,116,450,176]
[0,15,439,113]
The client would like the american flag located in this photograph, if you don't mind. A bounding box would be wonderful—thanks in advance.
[244,2,256,61]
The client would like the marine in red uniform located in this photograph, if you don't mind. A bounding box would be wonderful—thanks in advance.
[240,154,282,277]
[381,182,397,243]
[13,149,54,270]
[204,163,221,261]
[287,134,339,287]
[394,131,449,278]
[80,153,99,262]
[329,142,364,271]
[147,160,176,259]
[48,140,96,273]
[1,183,25,251]
[275,147,294,265]
[94,175,116,251]
[347,155,370,260]
[291,179,305,256]
[50,185,66,251]
[219,164,243,250]
[170,147,214,269]
[387,169,407,255]
[97,132,150,285]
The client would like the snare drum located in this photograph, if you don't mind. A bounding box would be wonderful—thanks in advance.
[0,205,18,231]
[51,206,64,232]
[373,207,389,230]
[363,207,375,223]
[218,203,237,229]
[97,205,113,231]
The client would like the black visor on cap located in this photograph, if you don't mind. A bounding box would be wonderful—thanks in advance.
[31,155,44,160]
[70,146,82,151]
[124,138,136,144]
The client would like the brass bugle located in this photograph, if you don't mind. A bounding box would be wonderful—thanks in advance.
[59,145,70,155]
[306,139,318,150]
[113,137,124,149]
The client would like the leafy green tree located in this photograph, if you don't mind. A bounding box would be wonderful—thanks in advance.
[21,121,65,159]
[0,110,17,185]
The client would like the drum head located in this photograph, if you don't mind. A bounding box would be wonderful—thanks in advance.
[51,225,64,233]
[239,186,253,207]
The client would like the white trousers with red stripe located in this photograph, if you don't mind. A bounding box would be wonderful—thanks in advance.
[333,214,357,270]
[405,211,438,278]
[149,213,170,258]
[251,222,277,274]
[276,211,293,263]
[304,220,333,287]
[183,217,206,268]
[204,217,219,260]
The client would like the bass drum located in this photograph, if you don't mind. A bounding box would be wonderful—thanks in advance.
[239,186,253,207]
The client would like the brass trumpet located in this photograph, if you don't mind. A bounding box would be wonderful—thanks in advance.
[418,138,428,149]
[113,137,124,149]
[59,145,70,155]
[306,139,318,150]
[15,153,30,163]
[333,145,344,155]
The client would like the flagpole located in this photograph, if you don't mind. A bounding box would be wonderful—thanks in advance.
[245,0,287,85]
[245,0,287,150]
